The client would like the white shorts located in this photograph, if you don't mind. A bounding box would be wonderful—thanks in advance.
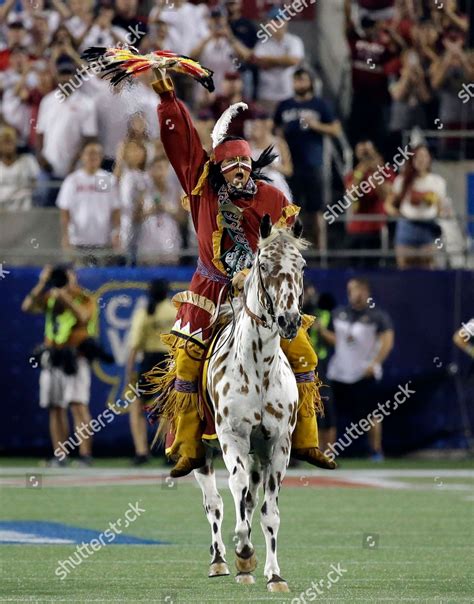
[39,357,91,409]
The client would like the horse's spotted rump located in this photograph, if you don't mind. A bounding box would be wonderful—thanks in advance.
[223,406,229,417]
[265,402,283,420]
[240,384,249,394]
[223,383,230,396]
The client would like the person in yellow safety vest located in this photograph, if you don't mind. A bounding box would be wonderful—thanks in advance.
[22,265,95,467]
[303,284,337,454]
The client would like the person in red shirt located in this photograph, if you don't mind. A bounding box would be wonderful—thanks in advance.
[0,21,27,71]
[345,141,394,266]
[344,0,402,154]
[148,71,336,477]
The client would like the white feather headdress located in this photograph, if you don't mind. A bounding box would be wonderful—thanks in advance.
[211,102,248,149]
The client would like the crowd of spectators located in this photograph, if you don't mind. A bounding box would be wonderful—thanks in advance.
[0,0,471,267]
[345,0,473,157]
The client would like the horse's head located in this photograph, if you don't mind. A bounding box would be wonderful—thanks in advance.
[250,214,307,340]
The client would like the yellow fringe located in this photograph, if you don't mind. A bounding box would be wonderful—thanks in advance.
[144,337,204,448]
[297,374,325,418]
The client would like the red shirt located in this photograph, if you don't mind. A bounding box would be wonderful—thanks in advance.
[345,168,394,234]
[0,49,11,71]
[157,91,297,331]
[348,30,400,99]
[158,92,295,279]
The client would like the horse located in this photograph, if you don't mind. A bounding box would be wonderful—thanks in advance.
[193,214,307,593]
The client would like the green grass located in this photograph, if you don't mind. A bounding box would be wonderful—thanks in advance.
[1,463,473,603]
[1,455,473,470]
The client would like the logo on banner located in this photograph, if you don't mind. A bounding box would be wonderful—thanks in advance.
[93,281,148,409]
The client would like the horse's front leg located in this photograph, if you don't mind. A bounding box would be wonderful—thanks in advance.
[219,429,257,584]
[260,436,291,593]
[194,459,229,578]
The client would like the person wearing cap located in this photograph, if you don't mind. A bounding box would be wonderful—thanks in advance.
[274,67,341,247]
[146,69,336,477]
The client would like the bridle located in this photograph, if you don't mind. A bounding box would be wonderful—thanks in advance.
[243,250,303,330]
[243,254,275,329]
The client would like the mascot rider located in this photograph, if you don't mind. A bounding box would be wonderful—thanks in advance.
[148,69,337,477]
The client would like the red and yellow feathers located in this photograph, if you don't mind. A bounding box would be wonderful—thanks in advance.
[81,46,215,92]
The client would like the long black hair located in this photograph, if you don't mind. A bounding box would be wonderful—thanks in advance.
[147,279,169,315]
[208,136,279,193]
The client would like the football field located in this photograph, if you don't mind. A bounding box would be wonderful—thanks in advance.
[1,459,473,603]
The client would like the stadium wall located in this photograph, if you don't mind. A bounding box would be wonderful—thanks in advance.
[1,267,473,457]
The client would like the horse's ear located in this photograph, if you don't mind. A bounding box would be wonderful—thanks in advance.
[260,214,272,239]
[293,218,303,239]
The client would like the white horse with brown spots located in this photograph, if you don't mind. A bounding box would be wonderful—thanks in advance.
[194,215,306,593]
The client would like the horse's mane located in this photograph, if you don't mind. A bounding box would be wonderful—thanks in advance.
[258,225,310,251]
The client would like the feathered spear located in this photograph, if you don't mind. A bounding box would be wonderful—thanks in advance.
[81,46,215,92]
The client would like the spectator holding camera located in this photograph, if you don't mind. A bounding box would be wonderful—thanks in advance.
[389,48,432,143]
[345,0,402,154]
[430,28,474,131]
[345,140,393,265]
[21,265,95,466]
[190,9,236,97]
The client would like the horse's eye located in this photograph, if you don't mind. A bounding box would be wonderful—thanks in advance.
[260,263,267,273]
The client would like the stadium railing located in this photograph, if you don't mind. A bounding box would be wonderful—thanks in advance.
[0,207,472,267]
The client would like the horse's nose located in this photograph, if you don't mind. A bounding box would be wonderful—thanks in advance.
[278,313,301,338]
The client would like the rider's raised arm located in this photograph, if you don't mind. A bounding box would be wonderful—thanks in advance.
[152,74,208,197]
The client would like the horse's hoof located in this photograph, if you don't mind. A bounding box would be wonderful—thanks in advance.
[236,572,255,585]
[267,574,289,592]
[235,546,257,573]
[208,561,230,577]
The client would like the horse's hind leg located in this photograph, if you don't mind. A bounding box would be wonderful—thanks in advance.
[194,458,229,578]
[260,440,291,593]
